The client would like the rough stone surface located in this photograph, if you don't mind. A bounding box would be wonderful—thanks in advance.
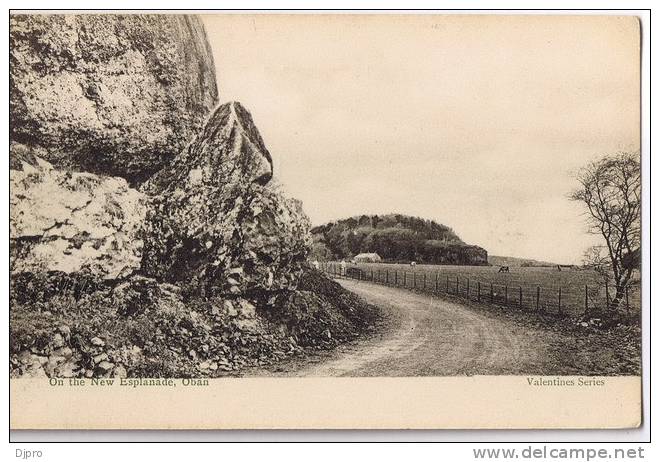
[111,275,185,316]
[141,101,311,294]
[10,144,148,279]
[8,14,377,380]
[10,14,218,183]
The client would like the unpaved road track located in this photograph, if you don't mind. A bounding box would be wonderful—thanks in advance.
[290,279,551,377]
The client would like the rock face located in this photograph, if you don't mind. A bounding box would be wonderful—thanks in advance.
[10,14,218,183]
[142,102,311,295]
[9,14,364,381]
[10,144,148,279]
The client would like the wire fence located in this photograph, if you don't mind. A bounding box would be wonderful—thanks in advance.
[319,261,640,319]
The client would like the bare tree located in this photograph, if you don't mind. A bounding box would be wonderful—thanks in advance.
[570,151,641,308]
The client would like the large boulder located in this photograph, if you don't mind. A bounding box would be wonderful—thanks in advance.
[10,144,148,279]
[141,101,311,295]
[10,14,218,183]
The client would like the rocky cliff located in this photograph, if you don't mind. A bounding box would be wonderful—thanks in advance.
[140,101,311,297]
[10,14,218,183]
[10,14,379,379]
[10,143,147,279]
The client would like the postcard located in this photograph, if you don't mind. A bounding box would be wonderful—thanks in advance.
[9,12,642,430]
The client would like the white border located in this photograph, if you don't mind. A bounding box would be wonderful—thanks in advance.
[2,1,654,454]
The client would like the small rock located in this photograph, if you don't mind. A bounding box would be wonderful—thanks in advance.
[97,361,114,372]
[58,325,71,338]
[48,355,66,367]
[90,337,105,347]
[112,365,127,378]
[237,299,256,318]
[17,350,32,364]
[228,267,244,277]
[25,364,47,378]
[52,333,65,348]
[93,353,108,364]
[224,300,238,317]
[57,361,77,378]
[53,347,73,359]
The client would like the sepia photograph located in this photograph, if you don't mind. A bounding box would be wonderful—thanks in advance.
[8,11,645,431]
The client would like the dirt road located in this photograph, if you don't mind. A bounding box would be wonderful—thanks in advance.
[288,279,553,377]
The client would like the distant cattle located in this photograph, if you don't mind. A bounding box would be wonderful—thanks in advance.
[410,261,417,267]
[498,266,510,273]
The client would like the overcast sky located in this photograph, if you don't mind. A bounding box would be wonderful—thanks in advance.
[203,14,639,264]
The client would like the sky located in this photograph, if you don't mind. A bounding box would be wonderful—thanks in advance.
[203,14,640,264]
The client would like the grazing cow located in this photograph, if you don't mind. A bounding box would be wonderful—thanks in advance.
[498,266,509,273]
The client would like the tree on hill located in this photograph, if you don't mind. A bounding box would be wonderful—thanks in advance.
[310,214,488,265]
[570,151,641,308]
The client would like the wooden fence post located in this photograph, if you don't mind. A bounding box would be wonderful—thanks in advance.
[558,287,562,315]
[435,273,439,291]
[626,285,630,314]
[584,285,588,315]
[423,273,427,289]
[519,287,523,308]
[395,270,398,285]
[536,286,540,311]
[446,275,450,293]
[505,285,508,307]
[403,272,407,287]
[490,283,493,303]
[413,272,417,288]
[605,281,610,309]
[477,281,481,302]
[467,278,470,299]
[386,270,389,284]
[456,276,459,295]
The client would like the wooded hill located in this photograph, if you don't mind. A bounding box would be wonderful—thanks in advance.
[310,214,488,265]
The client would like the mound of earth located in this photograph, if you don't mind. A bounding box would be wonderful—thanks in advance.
[10,269,381,378]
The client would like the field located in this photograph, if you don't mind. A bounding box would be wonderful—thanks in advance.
[321,262,641,318]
